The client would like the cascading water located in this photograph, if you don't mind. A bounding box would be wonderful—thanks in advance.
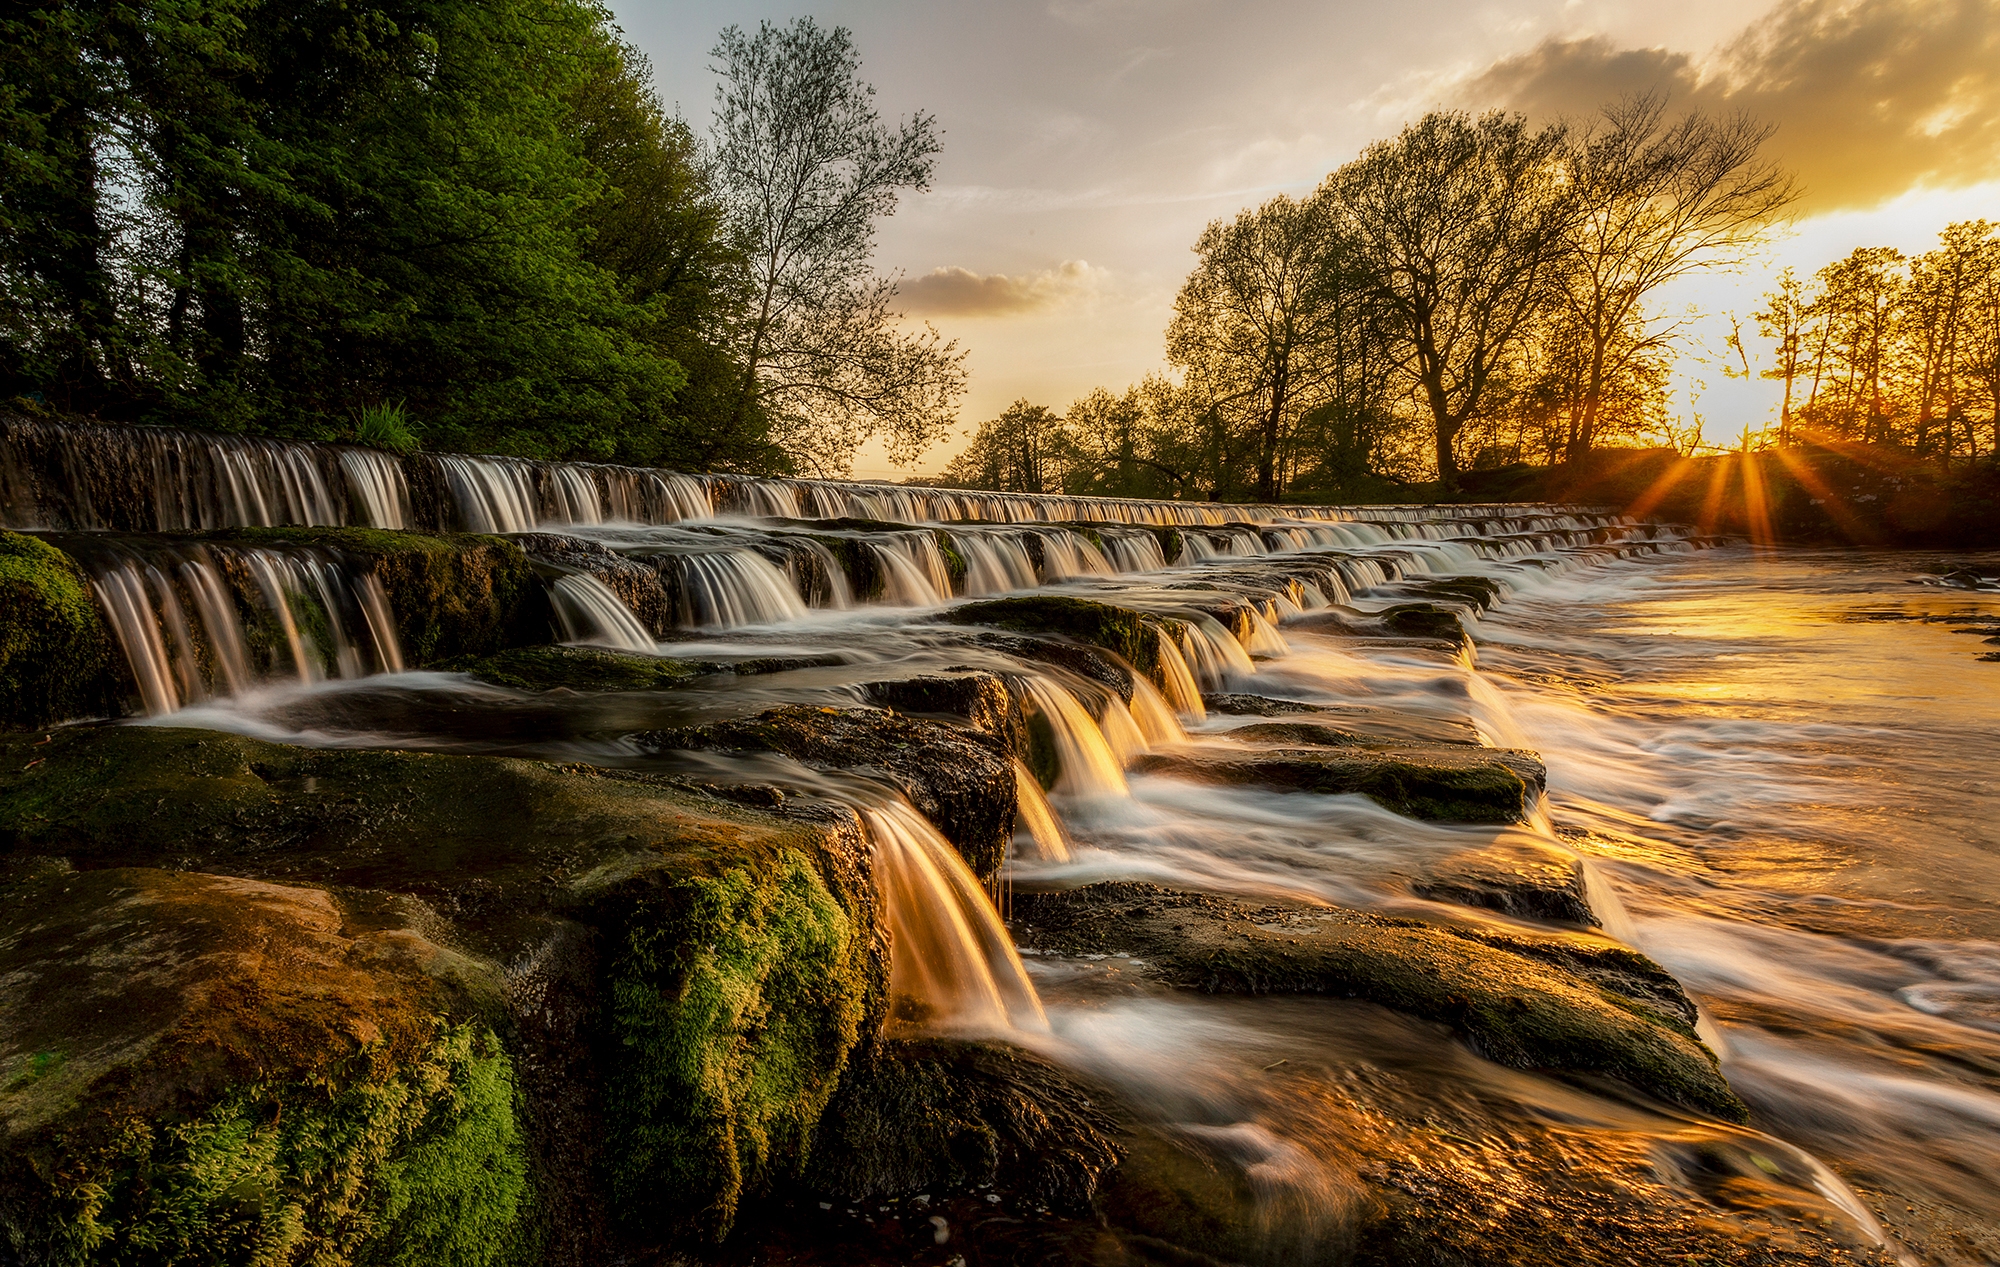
[14,415,1927,1263]
[1012,675,1130,798]
[67,541,406,715]
[670,549,809,628]
[866,800,1047,1033]
[549,572,657,651]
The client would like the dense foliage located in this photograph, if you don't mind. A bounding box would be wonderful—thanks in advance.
[1,7,951,473]
[1753,221,2000,460]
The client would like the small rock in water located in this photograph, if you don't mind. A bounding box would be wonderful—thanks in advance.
[929,1214,950,1244]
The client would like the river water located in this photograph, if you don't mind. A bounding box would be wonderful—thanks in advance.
[10,420,1998,1264]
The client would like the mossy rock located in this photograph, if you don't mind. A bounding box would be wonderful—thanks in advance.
[1415,838,1598,927]
[942,597,1164,679]
[446,644,708,693]
[638,705,1017,878]
[860,671,1026,758]
[588,808,878,1245]
[0,867,528,1266]
[1013,882,1743,1121]
[213,527,547,664]
[0,531,118,730]
[804,1038,1123,1210]
[1134,742,1543,824]
[930,531,968,592]
[0,726,888,1247]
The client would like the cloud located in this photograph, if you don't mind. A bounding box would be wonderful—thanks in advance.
[897,260,1107,316]
[1461,0,2000,209]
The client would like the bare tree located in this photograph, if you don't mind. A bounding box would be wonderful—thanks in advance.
[1167,192,1359,501]
[1329,111,1573,487]
[710,19,967,476]
[1555,94,1797,461]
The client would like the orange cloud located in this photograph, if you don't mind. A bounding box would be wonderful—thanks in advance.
[898,260,1104,317]
[1462,0,2000,209]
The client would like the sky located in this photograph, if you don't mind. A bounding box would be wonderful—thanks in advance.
[609,0,2000,478]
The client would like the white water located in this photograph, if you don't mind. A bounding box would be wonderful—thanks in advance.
[867,800,1048,1033]
[549,573,657,651]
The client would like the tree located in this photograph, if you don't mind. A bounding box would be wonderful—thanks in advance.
[710,18,966,477]
[1552,94,1796,462]
[939,399,1069,493]
[1755,269,1809,445]
[0,0,707,459]
[1329,111,1573,487]
[1167,192,1362,500]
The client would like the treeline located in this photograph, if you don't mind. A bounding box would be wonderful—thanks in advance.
[1754,222,2000,460]
[945,95,1795,501]
[1,9,959,472]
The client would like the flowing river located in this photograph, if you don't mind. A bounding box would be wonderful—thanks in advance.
[4,417,1997,1265]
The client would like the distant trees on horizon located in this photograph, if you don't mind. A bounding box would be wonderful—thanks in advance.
[947,94,1798,500]
[1752,222,2000,463]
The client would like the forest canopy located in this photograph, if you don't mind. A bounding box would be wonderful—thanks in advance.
[0,6,955,472]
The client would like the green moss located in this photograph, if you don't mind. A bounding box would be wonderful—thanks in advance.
[942,596,1163,678]
[445,644,705,693]
[805,535,882,601]
[0,531,116,729]
[601,846,869,1242]
[16,1025,526,1267]
[214,528,545,665]
[1148,526,1184,564]
[930,531,968,594]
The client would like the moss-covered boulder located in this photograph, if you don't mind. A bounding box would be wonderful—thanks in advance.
[588,802,879,1245]
[216,527,546,664]
[0,866,527,1266]
[638,705,1017,878]
[805,1038,1123,1210]
[1414,838,1598,927]
[1013,882,1743,1121]
[943,597,1166,680]
[1134,741,1543,824]
[0,726,890,1248]
[0,531,118,730]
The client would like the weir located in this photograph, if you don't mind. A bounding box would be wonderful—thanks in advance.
[6,415,1947,1267]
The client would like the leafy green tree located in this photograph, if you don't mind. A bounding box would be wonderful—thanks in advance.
[708,18,966,477]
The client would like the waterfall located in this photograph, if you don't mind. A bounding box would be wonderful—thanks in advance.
[1101,531,1168,572]
[549,573,656,651]
[1243,609,1290,657]
[1011,764,1072,863]
[338,450,410,529]
[1155,630,1207,718]
[865,801,1047,1033]
[1129,672,1188,743]
[950,531,1039,595]
[1034,529,1116,580]
[1013,675,1130,798]
[671,550,809,628]
[436,455,539,533]
[75,541,406,715]
[867,535,951,606]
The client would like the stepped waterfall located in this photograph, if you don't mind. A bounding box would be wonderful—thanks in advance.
[3,413,1994,1267]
